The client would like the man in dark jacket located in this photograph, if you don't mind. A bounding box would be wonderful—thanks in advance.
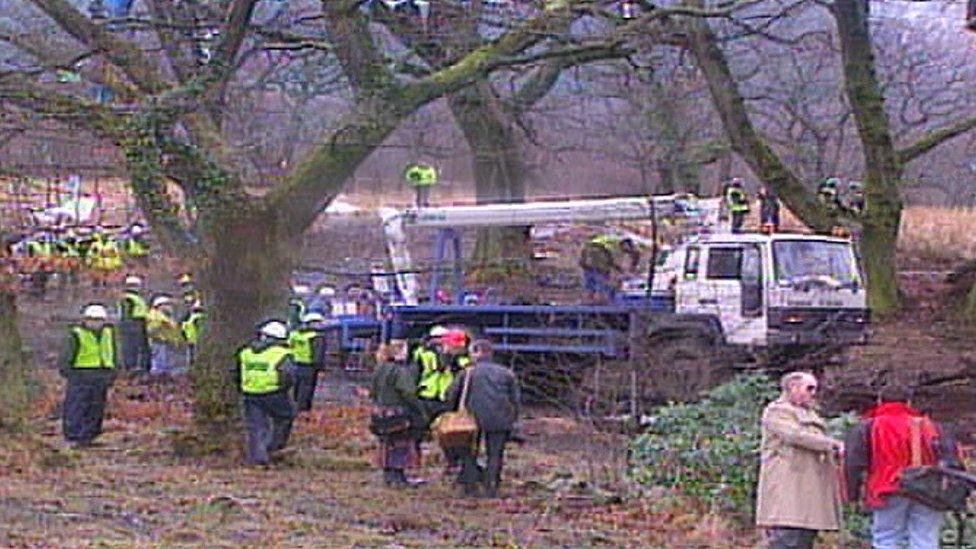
[60,304,118,447]
[446,339,521,498]
[844,385,962,549]
[233,321,297,466]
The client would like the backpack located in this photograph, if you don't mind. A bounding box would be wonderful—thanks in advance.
[898,418,971,512]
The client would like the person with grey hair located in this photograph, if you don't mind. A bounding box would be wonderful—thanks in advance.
[445,339,521,498]
[756,371,844,549]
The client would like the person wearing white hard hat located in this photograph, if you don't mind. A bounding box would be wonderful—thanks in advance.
[287,285,311,329]
[234,320,297,466]
[118,275,150,373]
[147,295,182,376]
[59,303,118,447]
[288,312,327,412]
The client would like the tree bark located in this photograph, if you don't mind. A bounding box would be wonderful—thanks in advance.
[448,83,532,276]
[832,0,903,313]
[0,289,29,431]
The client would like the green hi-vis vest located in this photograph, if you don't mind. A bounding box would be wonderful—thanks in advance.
[71,325,116,369]
[238,345,292,395]
[726,187,750,213]
[415,347,441,399]
[125,237,149,257]
[28,240,54,257]
[182,312,205,345]
[404,164,438,187]
[288,329,318,366]
[122,291,149,320]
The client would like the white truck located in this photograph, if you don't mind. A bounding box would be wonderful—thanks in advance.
[375,194,868,402]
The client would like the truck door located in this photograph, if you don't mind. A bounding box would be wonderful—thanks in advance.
[697,244,766,345]
[674,245,702,314]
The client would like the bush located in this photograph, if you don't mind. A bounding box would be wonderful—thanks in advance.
[628,373,778,518]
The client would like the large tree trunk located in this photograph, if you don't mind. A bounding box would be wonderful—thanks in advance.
[449,83,532,278]
[0,289,29,431]
[833,0,904,313]
[183,212,296,450]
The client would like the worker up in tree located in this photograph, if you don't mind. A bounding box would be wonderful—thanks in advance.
[233,321,297,466]
[60,304,118,447]
[579,235,640,303]
[846,181,865,215]
[118,275,151,373]
[724,178,751,233]
[817,177,842,211]
[288,312,327,412]
[757,185,780,233]
[403,162,438,208]
[181,300,206,369]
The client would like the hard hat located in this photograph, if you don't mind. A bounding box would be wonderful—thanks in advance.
[191,300,205,311]
[130,224,144,235]
[301,312,326,324]
[849,181,862,190]
[442,329,470,348]
[317,286,336,297]
[730,178,743,186]
[258,320,288,340]
[151,295,173,308]
[82,304,109,320]
[292,284,311,295]
[124,275,143,287]
[178,273,193,285]
[428,325,449,338]
[824,177,839,187]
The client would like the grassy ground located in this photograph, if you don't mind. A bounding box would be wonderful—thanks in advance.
[0,373,758,548]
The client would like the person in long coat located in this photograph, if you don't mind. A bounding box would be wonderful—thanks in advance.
[370,340,427,488]
[756,371,844,549]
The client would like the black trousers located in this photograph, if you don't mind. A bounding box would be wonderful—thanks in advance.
[459,430,510,495]
[731,211,747,233]
[120,320,150,372]
[292,366,319,412]
[243,392,296,465]
[63,372,113,443]
[767,527,817,549]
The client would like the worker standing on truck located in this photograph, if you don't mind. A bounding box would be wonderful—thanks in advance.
[403,162,438,208]
[579,235,640,303]
[758,185,780,232]
[817,178,842,211]
[724,178,751,233]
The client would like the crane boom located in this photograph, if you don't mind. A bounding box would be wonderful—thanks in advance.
[378,194,721,305]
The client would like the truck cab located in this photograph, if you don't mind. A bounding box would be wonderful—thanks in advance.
[673,233,868,348]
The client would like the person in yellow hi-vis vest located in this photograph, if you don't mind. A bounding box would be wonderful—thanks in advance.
[181,301,206,369]
[233,321,297,466]
[403,162,438,207]
[59,304,118,447]
[416,325,450,417]
[147,295,183,376]
[288,312,326,412]
[88,228,124,288]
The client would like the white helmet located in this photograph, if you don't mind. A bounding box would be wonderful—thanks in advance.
[301,312,326,324]
[428,325,449,338]
[292,285,311,295]
[151,295,173,308]
[259,320,288,340]
[317,286,336,297]
[124,275,143,287]
[82,304,109,321]
[130,224,144,235]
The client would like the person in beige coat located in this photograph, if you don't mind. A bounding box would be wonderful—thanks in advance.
[756,371,845,549]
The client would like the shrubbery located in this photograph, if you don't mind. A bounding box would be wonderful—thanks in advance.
[629,373,778,517]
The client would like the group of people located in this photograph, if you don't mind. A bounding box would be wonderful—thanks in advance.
[757,371,963,549]
[723,176,866,234]
[369,329,521,498]
[5,224,150,295]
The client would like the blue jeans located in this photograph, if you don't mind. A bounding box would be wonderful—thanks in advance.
[582,269,615,299]
[872,496,943,549]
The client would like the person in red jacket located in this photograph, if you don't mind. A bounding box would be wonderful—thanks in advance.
[844,385,961,549]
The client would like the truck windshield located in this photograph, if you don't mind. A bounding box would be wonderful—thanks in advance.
[773,240,859,287]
